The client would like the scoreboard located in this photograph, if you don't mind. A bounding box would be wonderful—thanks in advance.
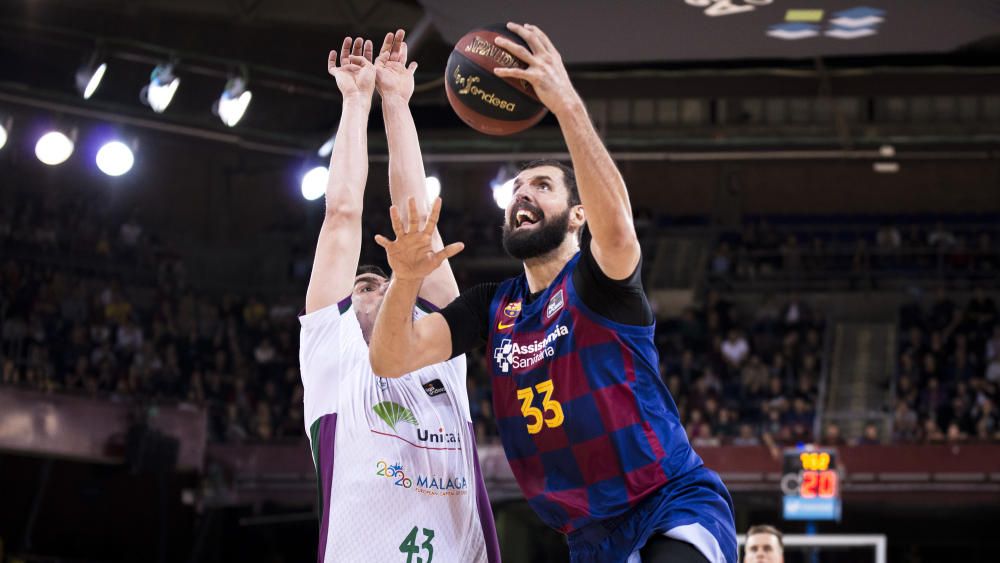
[780,448,842,521]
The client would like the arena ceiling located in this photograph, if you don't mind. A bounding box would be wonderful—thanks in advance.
[0,0,999,157]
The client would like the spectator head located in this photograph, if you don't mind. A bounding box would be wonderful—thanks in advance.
[863,422,880,443]
[946,421,965,442]
[823,422,842,444]
[745,524,784,563]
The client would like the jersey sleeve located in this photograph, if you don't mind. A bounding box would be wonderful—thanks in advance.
[574,236,655,326]
[439,282,499,359]
[298,296,367,429]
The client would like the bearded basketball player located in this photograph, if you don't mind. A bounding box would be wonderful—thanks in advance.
[369,23,737,563]
[299,30,498,562]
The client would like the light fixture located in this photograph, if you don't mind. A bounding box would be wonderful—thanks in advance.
[491,178,514,209]
[301,166,328,201]
[317,133,336,158]
[35,130,75,166]
[425,176,441,201]
[490,165,516,209]
[214,75,252,127]
[96,140,135,176]
[0,118,9,151]
[76,51,107,100]
[140,63,180,113]
[873,162,899,174]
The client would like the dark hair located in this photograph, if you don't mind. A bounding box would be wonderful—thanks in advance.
[356,264,389,280]
[518,159,579,207]
[746,524,783,549]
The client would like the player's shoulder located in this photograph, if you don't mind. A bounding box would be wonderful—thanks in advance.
[299,296,355,330]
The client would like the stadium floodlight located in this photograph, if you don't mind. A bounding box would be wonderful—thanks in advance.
[140,63,180,113]
[301,166,328,201]
[317,133,336,158]
[35,130,75,166]
[96,140,135,177]
[491,177,514,209]
[425,175,441,201]
[76,51,107,100]
[0,118,9,151]
[214,75,252,127]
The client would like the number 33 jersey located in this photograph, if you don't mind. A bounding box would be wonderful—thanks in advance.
[299,298,499,563]
[486,252,703,534]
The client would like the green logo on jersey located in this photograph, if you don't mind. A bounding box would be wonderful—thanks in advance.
[373,401,419,432]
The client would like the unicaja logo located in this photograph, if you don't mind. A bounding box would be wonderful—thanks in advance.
[373,401,419,431]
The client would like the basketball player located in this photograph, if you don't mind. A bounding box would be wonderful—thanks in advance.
[744,525,784,563]
[299,31,497,562]
[368,23,736,563]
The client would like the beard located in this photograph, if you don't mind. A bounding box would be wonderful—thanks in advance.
[502,206,572,260]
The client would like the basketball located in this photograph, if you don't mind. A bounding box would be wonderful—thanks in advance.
[445,24,547,136]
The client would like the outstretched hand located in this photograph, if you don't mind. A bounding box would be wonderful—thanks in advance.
[375,29,418,102]
[492,23,580,116]
[374,198,464,281]
[328,36,376,100]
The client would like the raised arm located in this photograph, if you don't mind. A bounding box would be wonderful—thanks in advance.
[369,198,464,377]
[304,37,375,314]
[375,29,460,307]
[495,23,641,280]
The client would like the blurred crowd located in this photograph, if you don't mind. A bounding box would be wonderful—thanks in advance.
[655,291,825,449]
[3,184,999,447]
[710,220,999,287]
[894,287,1000,442]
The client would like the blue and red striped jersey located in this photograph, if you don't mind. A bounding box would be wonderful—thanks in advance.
[487,252,703,533]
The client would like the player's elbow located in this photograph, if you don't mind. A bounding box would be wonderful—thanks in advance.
[323,199,362,223]
[598,226,640,254]
[370,348,407,379]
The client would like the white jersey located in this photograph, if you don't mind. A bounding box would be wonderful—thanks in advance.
[299,298,498,563]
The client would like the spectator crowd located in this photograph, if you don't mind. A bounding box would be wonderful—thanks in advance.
[3,184,999,447]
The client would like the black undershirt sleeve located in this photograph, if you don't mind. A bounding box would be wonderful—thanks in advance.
[573,237,654,326]
[439,239,652,358]
[439,282,499,359]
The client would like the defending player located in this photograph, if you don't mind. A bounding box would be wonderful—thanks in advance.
[369,23,736,563]
[299,31,497,562]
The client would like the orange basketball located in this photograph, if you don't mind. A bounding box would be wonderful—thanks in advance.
[445,24,548,136]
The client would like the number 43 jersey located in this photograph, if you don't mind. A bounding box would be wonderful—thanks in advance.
[486,252,703,534]
[299,298,499,563]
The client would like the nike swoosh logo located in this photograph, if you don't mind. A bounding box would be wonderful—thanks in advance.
[497,321,515,330]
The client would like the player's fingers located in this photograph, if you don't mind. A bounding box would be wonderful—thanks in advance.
[439,242,465,261]
[493,37,536,65]
[423,197,442,234]
[525,23,558,53]
[493,67,531,81]
[328,50,338,72]
[340,37,352,65]
[374,234,392,249]
[398,41,409,66]
[363,39,374,62]
[407,61,418,74]
[352,37,364,56]
[391,29,405,60]
[388,205,404,235]
[379,32,394,57]
[406,197,420,233]
[507,22,546,55]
